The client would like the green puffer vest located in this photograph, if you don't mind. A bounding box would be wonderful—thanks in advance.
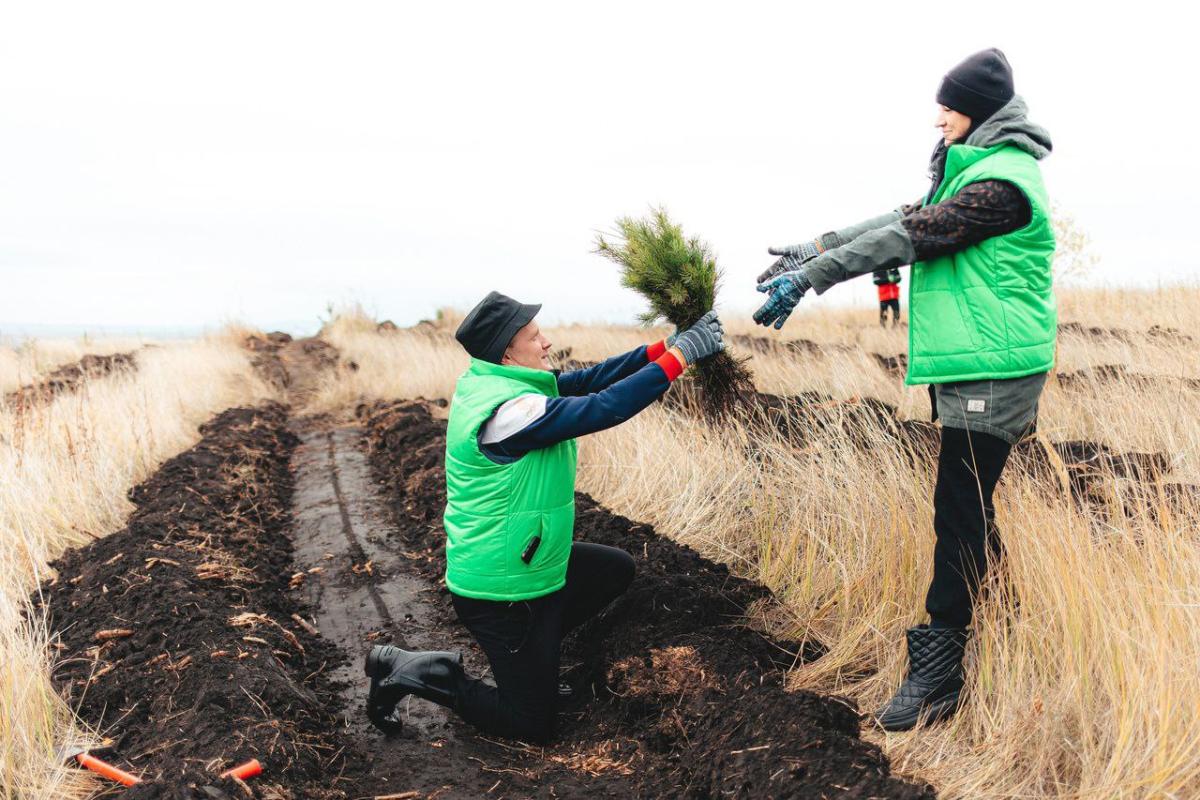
[906,144,1056,385]
[443,358,577,601]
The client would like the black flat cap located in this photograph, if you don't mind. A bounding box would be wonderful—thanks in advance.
[455,291,542,364]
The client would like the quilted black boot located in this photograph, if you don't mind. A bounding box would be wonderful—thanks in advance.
[875,625,969,732]
[365,645,464,734]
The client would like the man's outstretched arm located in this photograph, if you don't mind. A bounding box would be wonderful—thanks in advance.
[480,350,685,463]
[556,340,672,397]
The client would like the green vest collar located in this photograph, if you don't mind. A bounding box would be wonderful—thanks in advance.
[935,144,1008,203]
[466,357,560,397]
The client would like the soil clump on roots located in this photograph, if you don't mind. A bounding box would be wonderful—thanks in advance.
[358,399,935,799]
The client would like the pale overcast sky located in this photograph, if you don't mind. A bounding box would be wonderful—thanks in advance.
[1,2,1195,335]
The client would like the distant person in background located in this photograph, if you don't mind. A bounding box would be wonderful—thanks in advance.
[364,291,724,743]
[752,48,1055,732]
[874,268,903,327]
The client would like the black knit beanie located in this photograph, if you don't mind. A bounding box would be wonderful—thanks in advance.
[937,48,1014,123]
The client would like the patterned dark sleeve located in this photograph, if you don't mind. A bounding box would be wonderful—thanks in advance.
[900,180,1031,261]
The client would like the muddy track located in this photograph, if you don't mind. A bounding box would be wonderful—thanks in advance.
[4,350,139,409]
[355,399,934,799]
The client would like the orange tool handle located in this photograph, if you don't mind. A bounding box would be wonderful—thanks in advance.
[76,753,141,786]
[221,759,262,780]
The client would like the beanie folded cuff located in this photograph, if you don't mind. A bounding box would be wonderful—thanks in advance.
[937,75,1008,123]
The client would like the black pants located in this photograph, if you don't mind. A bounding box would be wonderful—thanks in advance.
[925,425,1012,628]
[450,542,635,742]
[879,298,900,326]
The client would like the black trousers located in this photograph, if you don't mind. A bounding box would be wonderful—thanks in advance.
[450,542,635,743]
[879,298,900,326]
[925,425,1013,628]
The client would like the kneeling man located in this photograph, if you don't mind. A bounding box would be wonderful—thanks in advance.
[365,291,723,742]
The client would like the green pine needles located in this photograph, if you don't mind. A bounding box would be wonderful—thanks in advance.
[595,208,753,417]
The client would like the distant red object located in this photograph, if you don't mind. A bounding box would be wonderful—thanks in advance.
[878,283,900,302]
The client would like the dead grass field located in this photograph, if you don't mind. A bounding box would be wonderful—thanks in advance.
[317,287,1200,799]
[6,287,1198,798]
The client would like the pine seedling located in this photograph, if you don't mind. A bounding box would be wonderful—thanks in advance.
[595,207,754,417]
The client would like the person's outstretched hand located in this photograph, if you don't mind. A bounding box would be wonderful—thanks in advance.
[756,240,822,284]
[672,311,724,366]
[753,271,812,330]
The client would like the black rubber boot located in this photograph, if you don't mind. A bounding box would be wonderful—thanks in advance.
[874,625,969,732]
[365,645,464,734]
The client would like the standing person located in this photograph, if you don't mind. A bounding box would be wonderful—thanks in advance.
[752,48,1055,731]
[873,268,903,327]
[364,291,724,742]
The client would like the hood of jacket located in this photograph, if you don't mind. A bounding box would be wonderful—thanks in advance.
[963,95,1052,159]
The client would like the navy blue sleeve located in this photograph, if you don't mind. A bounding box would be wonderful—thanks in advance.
[481,360,671,463]
[556,345,649,397]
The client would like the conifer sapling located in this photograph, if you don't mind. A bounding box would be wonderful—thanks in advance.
[595,208,753,417]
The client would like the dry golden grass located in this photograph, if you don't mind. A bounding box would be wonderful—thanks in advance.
[321,286,1200,799]
[0,332,274,799]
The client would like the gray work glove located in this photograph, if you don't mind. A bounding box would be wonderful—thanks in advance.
[672,310,725,365]
[756,240,822,284]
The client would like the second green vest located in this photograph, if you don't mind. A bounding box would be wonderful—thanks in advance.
[906,144,1057,385]
[443,358,578,601]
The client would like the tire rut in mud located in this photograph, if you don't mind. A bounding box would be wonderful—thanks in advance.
[356,399,936,800]
[286,418,510,799]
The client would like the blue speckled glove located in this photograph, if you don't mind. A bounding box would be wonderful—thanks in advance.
[753,271,812,330]
[756,240,823,284]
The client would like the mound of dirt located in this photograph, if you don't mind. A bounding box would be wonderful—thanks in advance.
[1057,321,1133,342]
[36,403,349,799]
[241,334,350,397]
[1056,364,1200,392]
[4,350,138,407]
[242,332,293,390]
[358,399,934,799]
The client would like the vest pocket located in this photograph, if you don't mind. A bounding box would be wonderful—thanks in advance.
[953,291,984,351]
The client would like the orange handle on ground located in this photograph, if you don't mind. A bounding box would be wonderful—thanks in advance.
[221,759,263,780]
[75,753,141,786]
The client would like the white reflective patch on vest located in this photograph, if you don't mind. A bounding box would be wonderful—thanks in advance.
[479,394,548,444]
[967,398,986,413]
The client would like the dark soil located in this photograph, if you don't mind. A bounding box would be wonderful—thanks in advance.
[242,332,294,390]
[357,399,935,799]
[4,351,138,408]
[242,333,352,399]
[36,403,350,799]
[1056,364,1200,392]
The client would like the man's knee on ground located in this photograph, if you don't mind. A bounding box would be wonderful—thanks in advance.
[616,550,636,592]
[509,708,556,744]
